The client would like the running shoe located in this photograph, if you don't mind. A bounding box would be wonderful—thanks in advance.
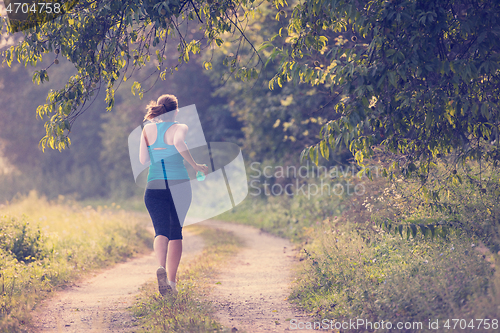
[156,266,171,296]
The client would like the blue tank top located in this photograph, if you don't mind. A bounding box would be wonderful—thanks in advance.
[147,121,190,181]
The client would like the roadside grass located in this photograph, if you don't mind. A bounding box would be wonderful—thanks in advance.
[291,224,498,330]
[218,160,500,330]
[0,191,151,333]
[80,196,148,214]
[217,178,348,243]
[131,224,245,333]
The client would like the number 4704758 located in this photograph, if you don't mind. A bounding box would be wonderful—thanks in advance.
[6,2,62,15]
[443,319,498,330]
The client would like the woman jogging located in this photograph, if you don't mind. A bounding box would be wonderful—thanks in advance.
[139,94,208,295]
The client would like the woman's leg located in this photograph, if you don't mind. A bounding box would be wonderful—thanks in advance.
[166,239,182,282]
[166,179,191,283]
[154,235,169,268]
[145,186,171,269]
[154,235,171,296]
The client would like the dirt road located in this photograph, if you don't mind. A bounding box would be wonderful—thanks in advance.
[31,228,204,332]
[197,220,317,333]
[31,220,317,332]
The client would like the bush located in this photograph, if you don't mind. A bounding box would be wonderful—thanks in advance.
[220,158,500,331]
[219,176,352,243]
[290,224,497,331]
[0,192,151,332]
[365,159,500,252]
[0,217,46,263]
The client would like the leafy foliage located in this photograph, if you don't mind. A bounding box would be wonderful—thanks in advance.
[0,36,243,201]
[202,2,352,165]
[221,160,500,326]
[264,0,500,181]
[0,217,46,263]
[292,223,497,327]
[0,58,111,200]
[373,160,500,250]
[2,0,500,176]
[1,0,263,150]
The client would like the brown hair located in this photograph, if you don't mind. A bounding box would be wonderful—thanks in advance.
[144,94,178,121]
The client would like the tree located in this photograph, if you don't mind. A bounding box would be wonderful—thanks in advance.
[0,59,110,199]
[264,0,500,185]
[203,2,338,163]
[3,0,499,186]
[0,0,264,150]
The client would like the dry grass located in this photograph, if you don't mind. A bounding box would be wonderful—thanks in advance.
[0,191,151,332]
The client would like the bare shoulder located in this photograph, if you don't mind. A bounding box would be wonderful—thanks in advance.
[172,123,188,144]
[175,123,188,130]
[143,123,156,131]
[142,123,157,140]
[173,123,188,133]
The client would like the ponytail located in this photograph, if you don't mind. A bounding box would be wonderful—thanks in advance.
[144,94,178,122]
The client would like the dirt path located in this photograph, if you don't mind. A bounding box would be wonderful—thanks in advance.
[31,219,317,333]
[31,228,204,333]
[197,220,317,333]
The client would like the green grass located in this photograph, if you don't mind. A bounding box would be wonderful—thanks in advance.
[217,178,348,243]
[79,196,148,213]
[290,224,498,330]
[217,161,500,331]
[131,225,245,333]
[0,191,151,332]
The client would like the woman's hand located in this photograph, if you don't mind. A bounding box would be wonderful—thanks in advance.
[193,163,209,175]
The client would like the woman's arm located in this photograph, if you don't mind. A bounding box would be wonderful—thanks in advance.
[174,124,209,174]
[139,126,150,165]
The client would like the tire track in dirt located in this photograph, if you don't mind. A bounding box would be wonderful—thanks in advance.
[197,220,317,333]
[31,227,204,333]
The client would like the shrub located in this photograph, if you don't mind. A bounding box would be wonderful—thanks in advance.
[0,217,46,263]
[289,223,497,331]
[0,192,151,332]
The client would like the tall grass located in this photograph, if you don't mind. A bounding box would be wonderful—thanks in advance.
[290,224,498,331]
[218,160,500,331]
[0,191,151,332]
[218,177,349,243]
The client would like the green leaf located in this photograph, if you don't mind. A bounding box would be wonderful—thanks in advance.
[410,224,417,238]
[309,145,315,162]
[385,49,396,57]
[343,131,350,148]
[419,224,428,238]
[257,42,273,52]
[320,140,329,160]
[300,147,310,163]
[481,103,490,120]
[355,150,363,164]
[388,71,397,87]
[428,225,435,239]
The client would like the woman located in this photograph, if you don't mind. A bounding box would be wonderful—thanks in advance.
[139,94,208,295]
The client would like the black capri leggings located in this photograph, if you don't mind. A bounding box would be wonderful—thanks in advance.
[144,179,192,240]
